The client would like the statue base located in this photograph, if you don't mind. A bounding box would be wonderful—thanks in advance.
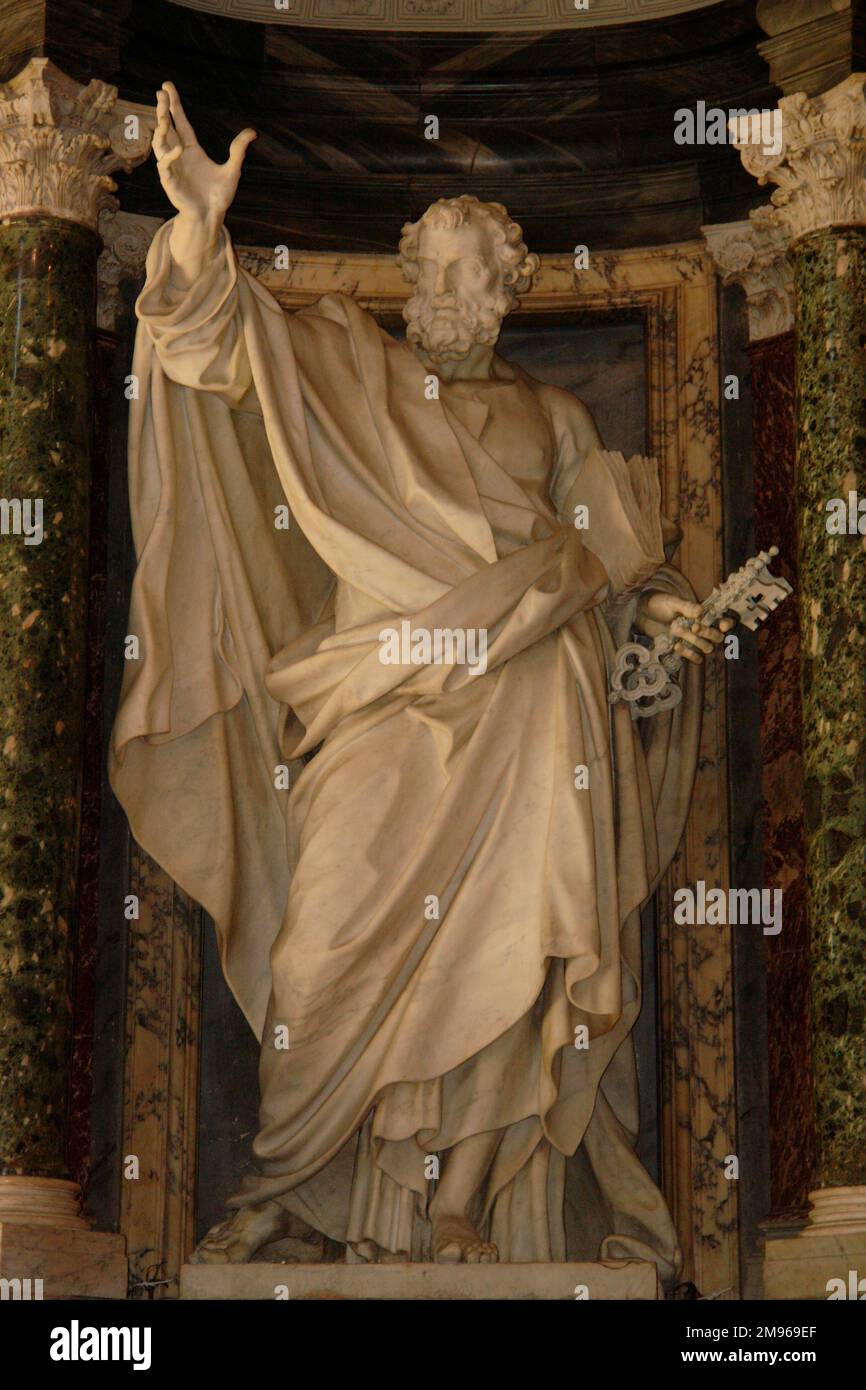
[180,1258,660,1301]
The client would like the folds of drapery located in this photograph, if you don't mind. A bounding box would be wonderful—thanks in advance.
[110,220,703,1279]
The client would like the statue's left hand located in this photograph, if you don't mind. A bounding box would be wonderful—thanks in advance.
[634,592,735,666]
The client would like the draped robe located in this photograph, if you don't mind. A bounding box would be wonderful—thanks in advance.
[110,221,703,1282]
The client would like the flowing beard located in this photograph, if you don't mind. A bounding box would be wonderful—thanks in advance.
[404,291,509,363]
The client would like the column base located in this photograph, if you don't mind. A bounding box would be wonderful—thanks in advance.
[764,1187,866,1300]
[0,1176,127,1298]
[0,1176,89,1229]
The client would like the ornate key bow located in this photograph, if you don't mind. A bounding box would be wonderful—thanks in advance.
[609,547,792,719]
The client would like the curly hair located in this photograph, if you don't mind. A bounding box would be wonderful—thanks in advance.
[398,195,539,302]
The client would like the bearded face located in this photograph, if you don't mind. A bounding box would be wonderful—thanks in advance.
[403,218,512,364]
[404,285,511,362]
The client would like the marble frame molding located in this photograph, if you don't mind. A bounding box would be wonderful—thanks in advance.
[117,238,735,1297]
[120,843,203,1298]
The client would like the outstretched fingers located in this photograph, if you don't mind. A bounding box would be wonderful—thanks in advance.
[163,81,198,146]
[153,89,178,161]
[226,128,258,173]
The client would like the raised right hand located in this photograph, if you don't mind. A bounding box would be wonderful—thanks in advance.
[153,82,256,228]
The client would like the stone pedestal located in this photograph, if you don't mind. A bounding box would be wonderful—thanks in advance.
[0,1222,126,1300]
[764,1189,866,1300]
[180,1259,661,1301]
[0,1176,126,1298]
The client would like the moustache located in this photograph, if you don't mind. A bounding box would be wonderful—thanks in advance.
[427,294,464,313]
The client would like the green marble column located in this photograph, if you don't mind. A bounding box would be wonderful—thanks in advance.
[795,226,866,1191]
[0,214,98,1181]
[0,60,148,1292]
[727,69,866,1298]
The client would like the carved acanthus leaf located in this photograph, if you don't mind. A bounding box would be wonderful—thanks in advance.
[0,59,155,230]
[730,74,866,241]
[702,208,794,340]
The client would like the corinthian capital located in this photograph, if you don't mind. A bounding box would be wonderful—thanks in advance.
[702,207,794,340]
[97,209,163,331]
[731,73,866,242]
[0,58,155,230]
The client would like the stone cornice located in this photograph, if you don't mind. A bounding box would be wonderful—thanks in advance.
[702,208,794,341]
[731,73,866,242]
[0,59,155,231]
[756,1,859,98]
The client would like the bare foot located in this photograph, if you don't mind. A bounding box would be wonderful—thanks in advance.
[351,1238,410,1264]
[190,1200,290,1264]
[432,1212,498,1264]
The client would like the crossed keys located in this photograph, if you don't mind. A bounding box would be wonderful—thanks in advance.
[609,547,793,719]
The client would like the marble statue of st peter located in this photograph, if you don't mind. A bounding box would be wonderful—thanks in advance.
[111,85,731,1280]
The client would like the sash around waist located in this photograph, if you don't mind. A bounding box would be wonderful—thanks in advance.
[266,523,610,754]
